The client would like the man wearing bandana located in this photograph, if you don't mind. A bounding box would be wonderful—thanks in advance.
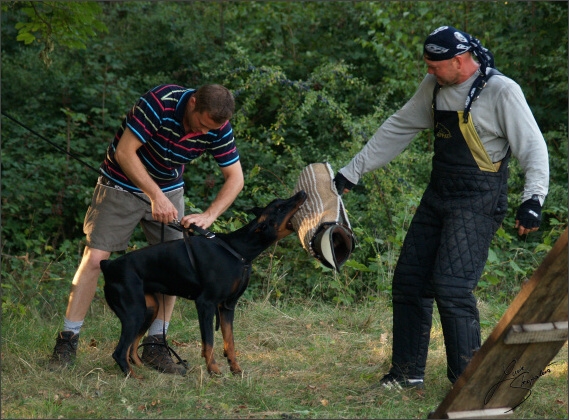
[334,26,549,389]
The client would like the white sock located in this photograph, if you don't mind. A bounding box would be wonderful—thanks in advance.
[148,319,169,337]
[63,318,83,335]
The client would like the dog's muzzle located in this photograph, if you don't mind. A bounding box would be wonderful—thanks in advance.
[290,162,355,271]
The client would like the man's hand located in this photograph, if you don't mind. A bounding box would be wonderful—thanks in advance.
[180,162,244,231]
[181,212,216,231]
[515,196,542,236]
[115,128,179,224]
[333,172,355,196]
[151,193,179,225]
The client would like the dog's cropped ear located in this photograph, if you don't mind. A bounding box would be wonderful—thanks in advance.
[249,206,263,218]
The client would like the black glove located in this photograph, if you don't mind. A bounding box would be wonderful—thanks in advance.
[515,195,542,229]
[333,172,355,196]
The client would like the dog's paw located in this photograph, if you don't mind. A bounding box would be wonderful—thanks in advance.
[229,363,242,375]
[207,363,222,376]
[126,369,144,380]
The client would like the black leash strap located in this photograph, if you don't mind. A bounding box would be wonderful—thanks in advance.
[190,223,246,263]
[2,111,152,204]
[4,111,194,369]
[187,223,216,239]
[137,335,189,371]
[135,294,188,371]
[1,111,192,237]
[182,229,197,272]
[2,111,103,175]
[158,292,188,371]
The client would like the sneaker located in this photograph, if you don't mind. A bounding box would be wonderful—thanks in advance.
[377,372,425,390]
[140,334,187,376]
[49,331,79,369]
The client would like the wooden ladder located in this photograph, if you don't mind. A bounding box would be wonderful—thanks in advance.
[429,228,568,419]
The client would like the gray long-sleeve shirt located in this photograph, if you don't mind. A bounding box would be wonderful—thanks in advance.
[340,72,549,204]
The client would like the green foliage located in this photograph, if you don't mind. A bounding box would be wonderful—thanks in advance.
[3,1,107,66]
[476,128,568,303]
[360,1,568,130]
[1,1,567,316]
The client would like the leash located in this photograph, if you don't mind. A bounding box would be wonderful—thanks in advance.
[182,224,250,314]
[2,111,188,236]
[1,111,151,207]
[138,223,243,370]
[181,223,247,272]
[2,111,105,176]
[3,112,251,369]
[135,294,189,371]
[3,111,201,369]
[189,224,246,263]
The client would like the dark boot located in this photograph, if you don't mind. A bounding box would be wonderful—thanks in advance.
[49,331,79,369]
[377,372,425,390]
[140,334,186,375]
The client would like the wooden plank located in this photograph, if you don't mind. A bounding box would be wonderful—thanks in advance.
[429,228,568,419]
[446,408,513,419]
[504,321,568,344]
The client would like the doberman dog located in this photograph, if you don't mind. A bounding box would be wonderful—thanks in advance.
[100,191,307,378]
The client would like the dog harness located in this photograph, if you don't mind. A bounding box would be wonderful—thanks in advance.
[182,227,250,310]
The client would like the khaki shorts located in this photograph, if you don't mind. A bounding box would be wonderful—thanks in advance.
[84,182,184,252]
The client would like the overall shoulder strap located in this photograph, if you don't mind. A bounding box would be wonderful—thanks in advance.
[432,83,442,112]
[432,69,502,121]
[463,68,502,123]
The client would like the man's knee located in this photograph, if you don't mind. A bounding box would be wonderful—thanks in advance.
[81,247,111,272]
[436,292,479,319]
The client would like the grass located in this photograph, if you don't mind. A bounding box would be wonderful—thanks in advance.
[2,295,567,419]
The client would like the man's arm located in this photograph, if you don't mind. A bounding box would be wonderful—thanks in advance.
[493,78,549,236]
[181,161,244,230]
[114,127,179,224]
[338,75,434,186]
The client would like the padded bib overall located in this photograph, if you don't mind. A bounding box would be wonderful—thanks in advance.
[390,79,510,383]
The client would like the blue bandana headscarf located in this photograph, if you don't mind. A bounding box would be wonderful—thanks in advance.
[424,25,499,122]
[423,26,495,76]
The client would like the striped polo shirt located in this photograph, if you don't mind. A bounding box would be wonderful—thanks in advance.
[100,84,239,193]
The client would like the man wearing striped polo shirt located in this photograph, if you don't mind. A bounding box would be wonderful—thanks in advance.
[50,84,244,375]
